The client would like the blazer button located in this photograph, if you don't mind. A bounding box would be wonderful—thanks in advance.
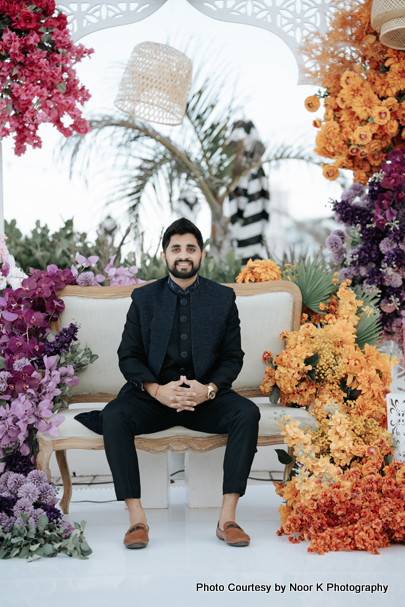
[180,315,187,322]
[181,351,188,358]
[180,299,188,306]
[181,334,188,340]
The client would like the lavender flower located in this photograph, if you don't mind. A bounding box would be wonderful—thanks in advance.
[0,511,14,531]
[6,473,26,495]
[17,482,40,502]
[384,272,403,288]
[12,357,30,372]
[339,268,355,281]
[326,233,344,253]
[0,371,11,393]
[379,238,396,254]
[77,271,96,287]
[13,497,34,518]
[341,183,366,203]
[26,470,48,487]
[331,249,346,264]
[37,483,55,504]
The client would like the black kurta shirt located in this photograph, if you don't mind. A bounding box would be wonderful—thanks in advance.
[157,276,199,384]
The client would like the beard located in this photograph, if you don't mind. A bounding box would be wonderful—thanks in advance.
[167,257,202,280]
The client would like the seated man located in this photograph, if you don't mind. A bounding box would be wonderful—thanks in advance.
[76,218,260,548]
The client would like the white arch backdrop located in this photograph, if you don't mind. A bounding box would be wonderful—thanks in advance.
[0,0,333,233]
[56,0,332,80]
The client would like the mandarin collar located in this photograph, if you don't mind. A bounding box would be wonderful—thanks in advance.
[167,275,200,296]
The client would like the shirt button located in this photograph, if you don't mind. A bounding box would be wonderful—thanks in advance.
[181,351,188,358]
[181,334,188,340]
[180,299,188,306]
[180,367,186,374]
[180,315,187,322]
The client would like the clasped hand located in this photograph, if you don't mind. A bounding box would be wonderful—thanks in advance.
[157,376,207,412]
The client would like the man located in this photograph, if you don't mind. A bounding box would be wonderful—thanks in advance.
[77,218,260,549]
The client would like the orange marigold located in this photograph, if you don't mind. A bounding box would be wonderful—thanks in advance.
[353,126,373,145]
[322,165,339,180]
[305,96,320,112]
[371,106,390,125]
[313,119,322,128]
[236,259,281,284]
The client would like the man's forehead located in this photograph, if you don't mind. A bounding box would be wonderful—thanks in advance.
[168,234,199,247]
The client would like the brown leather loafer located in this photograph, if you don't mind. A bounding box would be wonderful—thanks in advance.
[123,523,149,549]
[216,521,250,547]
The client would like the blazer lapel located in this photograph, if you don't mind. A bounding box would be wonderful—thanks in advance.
[148,283,177,378]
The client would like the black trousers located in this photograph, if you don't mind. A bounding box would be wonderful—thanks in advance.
[101,385,260,501]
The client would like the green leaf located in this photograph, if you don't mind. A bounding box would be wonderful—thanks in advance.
[37,514,49,534]
[275,448,294,465]
[18,545,30,559]
[283,258,337,314]
[42,544,55,557]
[57,82,67,94]
[269,385,280,404]
[304,352,319,367]
[19,513,29,525]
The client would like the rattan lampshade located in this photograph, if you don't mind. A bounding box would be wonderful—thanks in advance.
[371,0,405,50]
[115,42,192,125]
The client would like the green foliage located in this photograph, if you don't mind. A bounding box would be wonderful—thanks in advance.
[5,218,132,276]
[0,515,92,561]
[199,250,242,283]
[282,258,337,314]
[5,218,94,273]
[352,285,383,349]
[136,252,168,281]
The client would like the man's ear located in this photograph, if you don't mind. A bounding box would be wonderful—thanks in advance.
[201,250,206,261]
[160,251,166,263]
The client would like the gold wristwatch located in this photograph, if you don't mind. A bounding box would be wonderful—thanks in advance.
[206,384,216,400]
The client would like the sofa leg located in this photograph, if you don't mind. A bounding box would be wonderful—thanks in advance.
[283,445,295,482]
[56,450,72,515]
[36,438,53,482]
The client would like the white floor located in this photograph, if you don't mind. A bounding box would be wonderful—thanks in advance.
[1,480,404,607]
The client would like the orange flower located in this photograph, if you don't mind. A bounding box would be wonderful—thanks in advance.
[340,71,358,87]
[349,145,360,155]
[384,119,399,136]
[368,151,384,165]
[305,96,320,112]
[353,126,373,145]
[236,259,281,283]
[382,97,399,112]
[313,119,322,128]
[371,106,390,125]
[322,165,339,180]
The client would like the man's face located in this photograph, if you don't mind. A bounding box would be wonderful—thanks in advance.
[161,233,205,280]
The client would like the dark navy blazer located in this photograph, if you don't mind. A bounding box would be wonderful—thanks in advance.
[118,276,244,391]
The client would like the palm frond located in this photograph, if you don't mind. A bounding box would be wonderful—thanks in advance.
[352,285,383,349]
[283,258,337,314]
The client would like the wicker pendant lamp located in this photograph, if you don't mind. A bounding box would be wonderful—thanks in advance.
[371,0,405,50]
[115,42,192,125]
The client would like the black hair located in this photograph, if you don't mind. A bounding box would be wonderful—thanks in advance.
[162,218,204,252]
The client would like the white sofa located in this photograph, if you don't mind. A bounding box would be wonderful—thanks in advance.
[36,281,317,512]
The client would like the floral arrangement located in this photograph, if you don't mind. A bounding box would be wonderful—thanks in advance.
[302,0,405,183]
[235,258,281,283]
[275,413,405,554]
[260,281,391,418]
[0,261,98,559]
[0,0,93,155]
[71,253,143,287]
[326,147,405,348]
